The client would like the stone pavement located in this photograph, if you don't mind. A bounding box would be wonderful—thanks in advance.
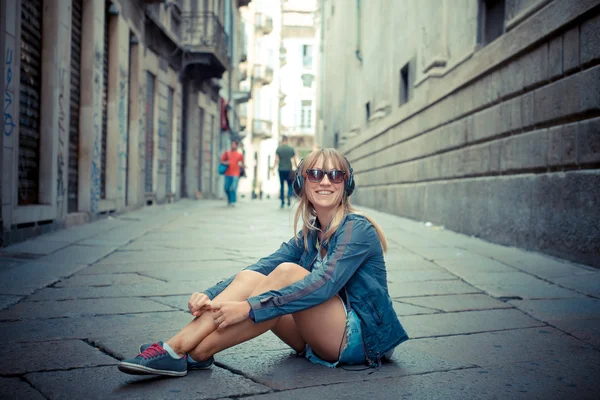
[0,199,598,400]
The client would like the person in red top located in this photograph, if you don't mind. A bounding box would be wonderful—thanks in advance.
[221,140,245,207]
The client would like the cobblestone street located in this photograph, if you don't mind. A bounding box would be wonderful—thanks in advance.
[0,199,598,399]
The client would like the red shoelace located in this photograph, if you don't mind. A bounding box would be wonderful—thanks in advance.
[137,343,166,360]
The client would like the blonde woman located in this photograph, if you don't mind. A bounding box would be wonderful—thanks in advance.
[118,148,408,377]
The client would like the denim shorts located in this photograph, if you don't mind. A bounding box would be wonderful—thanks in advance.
[304,296,366,368]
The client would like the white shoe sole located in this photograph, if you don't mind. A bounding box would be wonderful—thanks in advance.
[118,362,187,377]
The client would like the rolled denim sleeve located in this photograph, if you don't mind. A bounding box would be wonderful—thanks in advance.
[203,234,305,300]
[247,219,376,323]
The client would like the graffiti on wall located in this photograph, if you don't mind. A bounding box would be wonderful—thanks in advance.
[3,46,15,137]
[118,67,128,192]
[90,45,103,213]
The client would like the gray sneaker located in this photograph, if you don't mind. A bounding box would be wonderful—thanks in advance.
[118,342,187,377]
[139,343,214,370]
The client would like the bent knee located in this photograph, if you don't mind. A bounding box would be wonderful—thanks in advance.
[269,262,309,281]
[234,270,266,285]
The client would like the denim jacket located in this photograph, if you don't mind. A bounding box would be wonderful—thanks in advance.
[203,213,409,366]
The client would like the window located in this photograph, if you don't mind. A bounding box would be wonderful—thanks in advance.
[365,101,371,121]
[300,100,312,128]
[399,63,410,105]
[302,44,313,69]
[479,0,506,45]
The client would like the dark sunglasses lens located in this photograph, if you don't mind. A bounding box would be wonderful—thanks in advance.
[307,169,324,182]
[328,170,345,183]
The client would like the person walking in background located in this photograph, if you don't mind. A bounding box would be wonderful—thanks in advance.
[272,135,298,208]
[221,139,245,207]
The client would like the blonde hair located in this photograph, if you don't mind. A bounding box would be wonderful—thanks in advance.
[293,149,388,252]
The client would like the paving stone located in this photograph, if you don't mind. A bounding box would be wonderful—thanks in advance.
[388,280,481,298]
[0,262,88,296]
[26,365,271,400]
[385,257,441,270]
[139,267,242,283]
[2,239,70,256]
[97,249,248,265]
[550,318,600,349]
[0,340,117,375]
[386,269,457,283]
[475,281,584,300]
[77,238,137,247]
[0,295,22,311]
[434,256,518,275]
[90,331,181,360]
[406,247,479,260]
[407,326,597,367]
[509,298,600,322]
[454,271,552,286]
[54,273,164,287]
[146,295,190,311]
[0,378,45,400]
[0,312,191,343]
[401,294,511,312]
[37,245,117,266]
[550,273,600,297]
[392,301,439,316]
[78,259,248,275]
[0,256,29,271]
[243,359,600,400]
[27,281,211,301]
[401,309,544,338]
[217,345,474,391]
[488,251,596,280]
[0,298,175,321]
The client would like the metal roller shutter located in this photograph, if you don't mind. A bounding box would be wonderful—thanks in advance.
[101,3,109,199]
[18,0,43,205]
[166,87,174,194]
[68,0,83,212]
[145,72,155,194]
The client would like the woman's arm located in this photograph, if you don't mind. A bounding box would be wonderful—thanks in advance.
[202,234,305,300]
[247,219,376,323]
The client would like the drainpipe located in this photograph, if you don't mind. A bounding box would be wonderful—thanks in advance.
[355,0,363,64]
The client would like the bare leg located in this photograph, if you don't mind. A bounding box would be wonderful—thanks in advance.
[165,270,266,356]
[189,263,347,363]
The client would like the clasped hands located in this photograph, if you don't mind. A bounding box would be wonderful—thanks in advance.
[187,292,251,330]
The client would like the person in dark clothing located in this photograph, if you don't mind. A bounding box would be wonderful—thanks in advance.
[272,136,298,208]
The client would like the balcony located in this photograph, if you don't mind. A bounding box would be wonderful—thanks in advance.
[252,64,273,85]
[181,12,229,79]
[255,13,273,35]
[252,119,273,140]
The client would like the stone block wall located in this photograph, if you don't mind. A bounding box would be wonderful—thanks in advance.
[327,1,600,266]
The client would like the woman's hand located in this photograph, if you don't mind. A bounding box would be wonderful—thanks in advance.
[188,292,212,317]
[210,301,251,329]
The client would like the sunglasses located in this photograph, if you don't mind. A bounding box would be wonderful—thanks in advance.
[305,169,346,184]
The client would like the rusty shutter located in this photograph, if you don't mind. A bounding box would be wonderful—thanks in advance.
[101,3,109,199]
[68,0,83,212]
[166,87,174,194]
[145,72,155,194]
[18,0,43,205]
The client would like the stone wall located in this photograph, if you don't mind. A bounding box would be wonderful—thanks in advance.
[319,0,600,266]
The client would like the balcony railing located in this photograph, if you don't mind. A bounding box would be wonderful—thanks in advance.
[252,119,273,139]
[181,12,229,77]
[255,13,273,35]
[252,64,273,85]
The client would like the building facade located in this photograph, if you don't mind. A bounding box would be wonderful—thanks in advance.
[237,0,279,199]
[0,0,249,245]
[280,0,318,161]
[317,0,600,266]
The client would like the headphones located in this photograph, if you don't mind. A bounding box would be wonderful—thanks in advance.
[292,157,355,198]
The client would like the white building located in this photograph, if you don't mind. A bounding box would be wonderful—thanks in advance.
[280,0,318,161]
[237,0,281,199]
